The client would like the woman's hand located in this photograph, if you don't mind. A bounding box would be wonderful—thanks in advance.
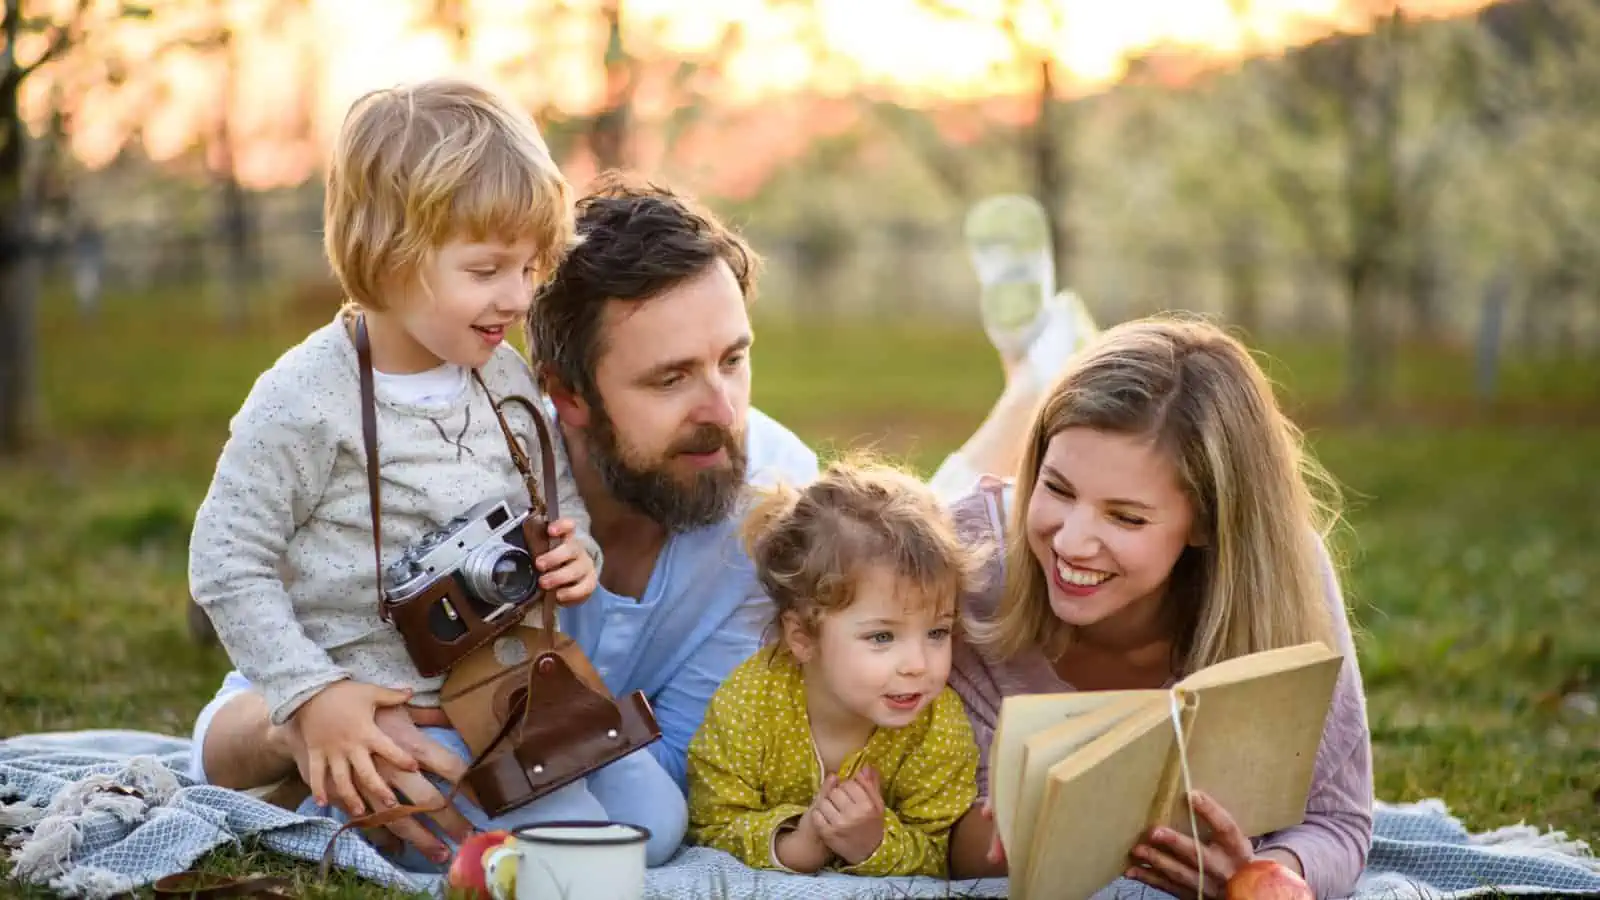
[1126,791,1284,899]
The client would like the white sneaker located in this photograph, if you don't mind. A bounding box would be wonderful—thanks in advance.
[1020,288,1101,394]
[963,194,1054,364]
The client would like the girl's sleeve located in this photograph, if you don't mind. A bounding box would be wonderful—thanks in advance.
[842,690,979,878]
[685,667,808,870]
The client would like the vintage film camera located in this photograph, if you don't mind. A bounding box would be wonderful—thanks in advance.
[380,497,549,677]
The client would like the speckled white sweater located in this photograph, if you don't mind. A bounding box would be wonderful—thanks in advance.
[188,315,598,725]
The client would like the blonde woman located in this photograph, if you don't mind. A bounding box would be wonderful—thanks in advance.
[944,315,1373,899]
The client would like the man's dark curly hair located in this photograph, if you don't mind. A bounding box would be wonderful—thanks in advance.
[527,170,760,404]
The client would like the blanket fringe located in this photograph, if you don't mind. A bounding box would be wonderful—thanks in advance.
[5,756,183,884]
[1471,823,1600,869]
[50,864,140,900]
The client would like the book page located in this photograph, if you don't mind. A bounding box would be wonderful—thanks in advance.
[1007,696,1150,880]
[1163,642,1343,839]
[1018,700,1175,900]
[990,690,1151,858]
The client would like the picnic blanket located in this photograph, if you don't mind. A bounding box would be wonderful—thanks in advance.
[4,730,1599,900]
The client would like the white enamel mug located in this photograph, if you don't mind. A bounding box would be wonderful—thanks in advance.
[483,821,650,900]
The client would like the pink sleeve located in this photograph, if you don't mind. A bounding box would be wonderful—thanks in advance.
[945,485,1009,803]
[1253,538,1374,898]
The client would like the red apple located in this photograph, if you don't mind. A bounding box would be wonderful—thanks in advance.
[1225,859,1314,900]
[445,829,512,900]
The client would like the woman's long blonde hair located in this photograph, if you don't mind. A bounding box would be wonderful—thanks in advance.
[974,314,1345,675]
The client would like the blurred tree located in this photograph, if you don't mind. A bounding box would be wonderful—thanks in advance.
[209,0,252,330]
[1473,0,1600,354]
[0,0,214,456]
[1222,0,1487,410]
[767,0,1075,289]
[885,0,1074,291]
[2,0,101,455]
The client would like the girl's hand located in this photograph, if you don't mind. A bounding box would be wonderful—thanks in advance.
[813,767,886,866]
[290,680,418,817]
[1126,791,1265,899]
[536,519,598,605]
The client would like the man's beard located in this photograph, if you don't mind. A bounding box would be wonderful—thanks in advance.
[582,402,749,533]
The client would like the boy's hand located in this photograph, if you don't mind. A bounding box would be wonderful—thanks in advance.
[536,518,597,605]
[813,767,886,866]
[291,680,418,817]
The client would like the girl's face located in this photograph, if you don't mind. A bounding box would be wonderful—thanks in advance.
[1025,427,1200,641]
[786,564,955,731]
[376,235,543,373]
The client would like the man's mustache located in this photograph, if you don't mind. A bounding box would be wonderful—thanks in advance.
[669,424,738,457]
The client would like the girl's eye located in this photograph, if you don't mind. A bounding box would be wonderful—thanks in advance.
[1112,513,1148,527]
[865,632,893,645]
[470,268,497,279]
[1045,481,1071,498]
[929,627,952,641]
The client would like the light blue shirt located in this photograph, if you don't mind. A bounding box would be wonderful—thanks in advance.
[192,407,819,794]
[559,406,818,790]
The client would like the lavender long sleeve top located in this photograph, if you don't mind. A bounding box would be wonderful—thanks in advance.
[945,483,1375,898]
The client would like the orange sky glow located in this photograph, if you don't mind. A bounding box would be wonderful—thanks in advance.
[22,0,1492,190]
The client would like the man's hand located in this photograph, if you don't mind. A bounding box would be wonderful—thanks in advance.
[813,768,886,866]
[278,704,473,865]
[289,680,418,816]
[537,519,598,605]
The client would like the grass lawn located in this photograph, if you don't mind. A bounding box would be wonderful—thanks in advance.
[2,290,1597,898]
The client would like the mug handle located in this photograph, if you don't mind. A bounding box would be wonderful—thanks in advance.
[482,845,519,900]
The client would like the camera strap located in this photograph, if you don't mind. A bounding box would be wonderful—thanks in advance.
[354,315,390,623]
[353,314,564,633]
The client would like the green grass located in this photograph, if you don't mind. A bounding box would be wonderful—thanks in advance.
[3,289,1598,897]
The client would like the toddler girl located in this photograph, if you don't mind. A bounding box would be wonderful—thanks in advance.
[686,455,990,877]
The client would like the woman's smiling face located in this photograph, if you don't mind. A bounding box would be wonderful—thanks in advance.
[1024,427,1198,635]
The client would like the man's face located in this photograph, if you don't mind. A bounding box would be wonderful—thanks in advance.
[578,259,753,532]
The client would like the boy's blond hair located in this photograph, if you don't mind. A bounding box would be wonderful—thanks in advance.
[324,78,574,311]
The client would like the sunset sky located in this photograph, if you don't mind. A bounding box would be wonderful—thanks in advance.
[28,0,1491,189]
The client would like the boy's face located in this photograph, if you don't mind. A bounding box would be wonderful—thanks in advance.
[382,235,543,371]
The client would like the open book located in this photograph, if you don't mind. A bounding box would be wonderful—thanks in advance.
[991,641,1342,900]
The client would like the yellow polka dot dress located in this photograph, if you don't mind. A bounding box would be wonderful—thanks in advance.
[685,646,978,877]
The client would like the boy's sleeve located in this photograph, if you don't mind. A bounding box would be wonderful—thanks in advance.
[188,375,348,726]
[842,690,979,878]
[685,666,807,870]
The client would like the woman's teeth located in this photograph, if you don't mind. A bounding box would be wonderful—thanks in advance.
[1057,559,1112,586]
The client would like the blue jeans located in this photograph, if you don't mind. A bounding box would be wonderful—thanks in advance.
[297,726,687,870]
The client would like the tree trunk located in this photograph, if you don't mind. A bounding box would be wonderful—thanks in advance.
[0,207,37,456]
[589,0,632,172]
[1222,220,1263,335]
[0,24,38,457]
[1344,259,1389,414]
[1031,57,1072,291]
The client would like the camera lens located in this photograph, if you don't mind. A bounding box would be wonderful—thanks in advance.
[463,541,536,609]
[489,553,535,602]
